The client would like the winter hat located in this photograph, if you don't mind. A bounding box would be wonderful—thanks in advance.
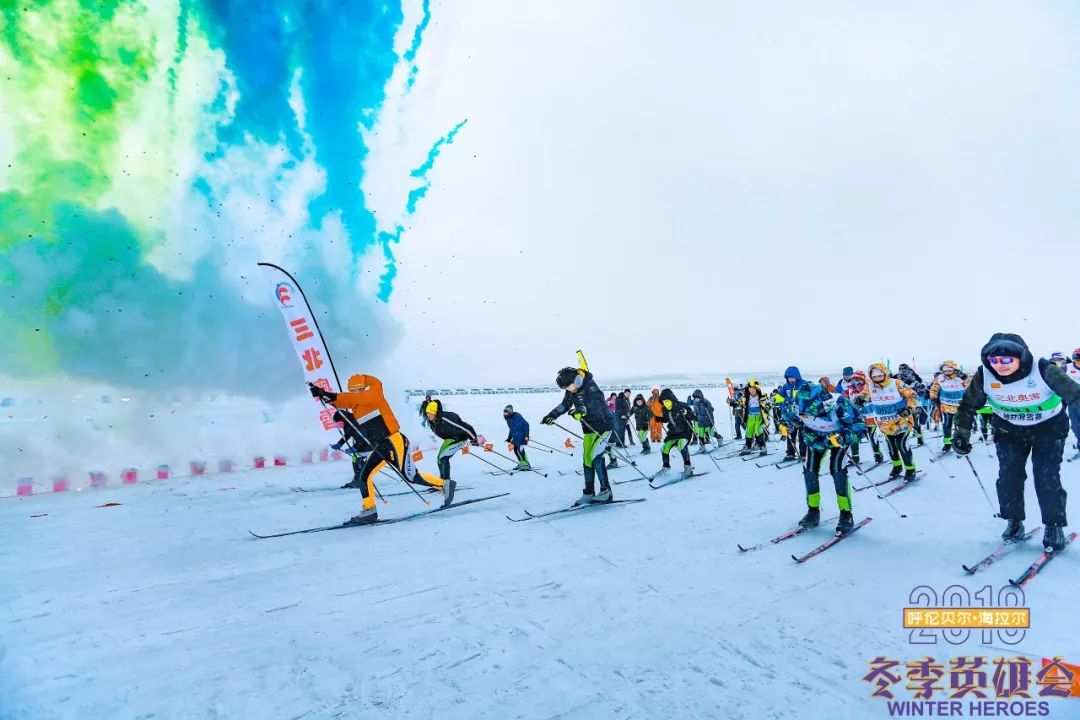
[980,332,1034,381]
[842,367,854,377]
[503,405,514,415]
[692,389,704,399]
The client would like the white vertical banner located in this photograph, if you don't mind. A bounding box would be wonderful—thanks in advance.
[258,262,342,435]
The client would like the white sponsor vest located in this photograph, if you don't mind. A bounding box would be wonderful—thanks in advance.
[869,381,907,424]
[802,412,841,433]
[983,366,1063,427]
[938,376,967,409]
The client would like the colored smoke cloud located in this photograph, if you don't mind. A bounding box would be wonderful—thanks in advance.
[0,0,463,397]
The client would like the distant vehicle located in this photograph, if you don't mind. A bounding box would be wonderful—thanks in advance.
[439,388,452,394]
[455,388,468,394]
[482,388,495,395]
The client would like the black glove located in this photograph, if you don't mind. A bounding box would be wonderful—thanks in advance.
[953,429,973,456]
[853,395,867,408]
[541,414,556,425]
[898,406,912,418]
[309,384,335,401]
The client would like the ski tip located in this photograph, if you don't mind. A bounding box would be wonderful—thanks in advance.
[791,554,804,563]
[962,565,976,574]
[737,544,750,553]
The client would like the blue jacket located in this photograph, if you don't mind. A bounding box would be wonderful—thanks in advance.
[780,366,810,422]
[504,412,530,445]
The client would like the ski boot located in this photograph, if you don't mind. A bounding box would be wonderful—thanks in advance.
[940,443,952,454]
[798,507,820,530]
[682,465,694,478]
[738,446,753,456]
[1001,519,1025,543]
[593,487,614,504]
[608,457,620,469]
[758,447,768,457]
[873,452,884,464]
[517,461,532,471]
[888,464,903,480]
[903,467,918,481]
[640,442,651,455]
[836,511,855,535]
[344,507,378,526]
[916,434,925,447]
[572,491,597,507]
[783,453,797,462]
[341,478,362,489]
[1043,525,1066,552]
[442,479,457,507]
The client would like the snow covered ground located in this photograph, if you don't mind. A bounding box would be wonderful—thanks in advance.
[2,391,1078,719]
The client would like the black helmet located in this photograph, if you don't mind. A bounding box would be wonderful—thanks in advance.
[898,363,911,372]
[556,367,579,389]
[503,404,514,415]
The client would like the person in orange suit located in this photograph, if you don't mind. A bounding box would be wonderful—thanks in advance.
[648,387,664,442]
[310,374,451,525]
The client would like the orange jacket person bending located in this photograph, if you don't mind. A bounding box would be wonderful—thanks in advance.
[310,374,453,525]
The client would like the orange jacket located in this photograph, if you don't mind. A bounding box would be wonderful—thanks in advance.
[648,391,663,421]
[329,374,400,438]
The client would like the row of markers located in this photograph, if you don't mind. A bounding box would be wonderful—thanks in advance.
[12,448,348,497]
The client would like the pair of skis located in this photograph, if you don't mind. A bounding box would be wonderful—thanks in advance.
[961,527,1077,586]
[648,470,709,489]
[506,497,646,522]
[249,493,510,538]
[737,517,873,562]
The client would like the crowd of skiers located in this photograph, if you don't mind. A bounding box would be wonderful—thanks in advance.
[311,338,1080,554]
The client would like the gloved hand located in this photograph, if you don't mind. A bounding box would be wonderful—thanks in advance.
[541,414,556,425]
[309,384,336,402]
[853,395,867,408]
[343,446,358,456]
[571,411,585,421]
[330,439,344,451]
[471,438,481,446]
[524,436,529,444]
[953,428,973,456]
[897,407,912,418]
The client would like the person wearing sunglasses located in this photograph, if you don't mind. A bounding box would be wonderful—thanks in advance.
[953,333,1080,553]
[793,380,865,535]
[929,360,969,454]
[866,363,919,482]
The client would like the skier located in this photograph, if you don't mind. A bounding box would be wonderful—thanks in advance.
[834,367,856,396]
[738,380,769,456]
[953,333,1080,552]
[779,366,809,462]
[424,400,481,482]
[310,375,452,525]
[1065,349,1080,458]
[818,376,836,393]
[976,402,994,442]
[503,405,531,470]
[656,388,696,477]
[614,388,633,448]
[330,408,374,489]
[910,381,931,445]
[866,363,918,481]
[542,366,616,505]
[794,382,864,535]
[930,360,969,453]
[727,387,745,440]
[418,393,433,429]
[648,388,664,443]
[691,389,717,453]
[631,393,653,454]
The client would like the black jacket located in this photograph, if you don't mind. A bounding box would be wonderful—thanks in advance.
[614,393,631,422]
[657,389,696,439]
[631,395,652,430]
[334,409,373,452]
[427,400,478,442]
[893,369,924,386]
[546,370,614,433]
[957,333,1080,438]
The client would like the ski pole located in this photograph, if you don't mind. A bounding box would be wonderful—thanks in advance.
[481,444,549,478]
[463,446,515,476]
[963,455,999,515]
[315,390,431,506]
[861,467,908,519]
[575,417,651,482]
[528,439,574,457]
[552,421,583,440]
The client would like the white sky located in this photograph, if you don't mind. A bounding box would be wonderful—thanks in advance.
[373,0,1080,387]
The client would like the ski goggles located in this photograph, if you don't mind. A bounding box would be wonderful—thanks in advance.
[1073,353,1080,361]
[987,356,1018,366]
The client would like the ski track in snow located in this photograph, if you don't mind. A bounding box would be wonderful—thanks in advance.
[1,394,1078,719]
